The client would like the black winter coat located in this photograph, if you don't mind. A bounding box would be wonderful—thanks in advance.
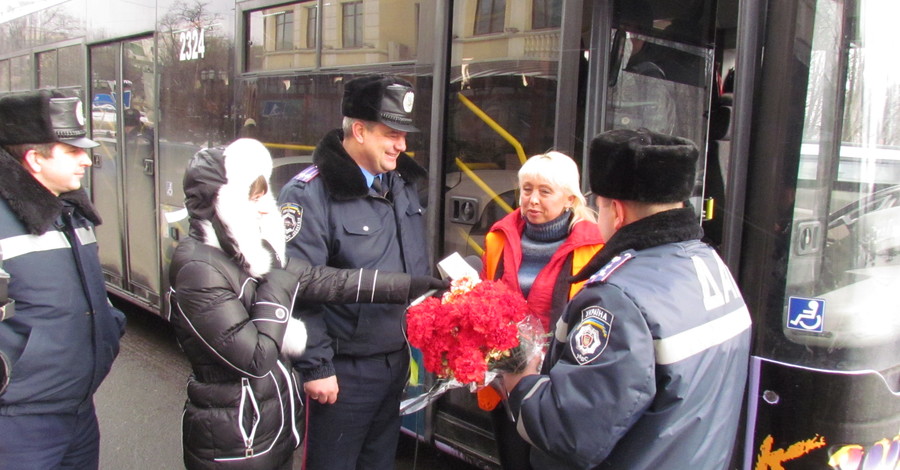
[171,144,414,469]
[170,239,412,469]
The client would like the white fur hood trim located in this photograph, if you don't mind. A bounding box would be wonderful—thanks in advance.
[213,138,285,278]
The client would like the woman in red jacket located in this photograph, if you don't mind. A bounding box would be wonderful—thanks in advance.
[481,151,604,470]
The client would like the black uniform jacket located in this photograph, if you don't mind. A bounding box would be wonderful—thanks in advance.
[278,129,429,381]
[0,147,125,416]
[508,208,752,470]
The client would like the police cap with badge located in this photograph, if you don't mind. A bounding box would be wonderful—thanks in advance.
[0,89,99,149]
[342,75,420,133]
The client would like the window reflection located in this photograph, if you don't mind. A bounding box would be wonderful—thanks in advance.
[0,60,9,92]
[474,0,506,35]
[244,0,418,73]
[342,2,363,48]
[38,50,58,89]
[58,45,84,87]
[10,55,31,91]
[0,1,85,56]
[276,11,295,51]
[532,0,562,30]
[784,0,900,366]
[306,6,317,49]
[444,0,562,258]
[35,46,85,90]
[606,33,710,142]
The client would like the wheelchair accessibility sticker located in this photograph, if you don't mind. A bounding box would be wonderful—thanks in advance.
[787,297,825,332]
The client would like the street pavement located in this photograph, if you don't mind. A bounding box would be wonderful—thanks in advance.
[95,300,479,469]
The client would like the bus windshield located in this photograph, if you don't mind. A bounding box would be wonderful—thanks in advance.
[782,0,900,371]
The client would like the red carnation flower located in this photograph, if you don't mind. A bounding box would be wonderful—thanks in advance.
[406,277,529,385]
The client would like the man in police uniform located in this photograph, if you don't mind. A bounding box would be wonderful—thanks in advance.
[278,75,430,470]
[0,90,126,469]
[501,128,752,469]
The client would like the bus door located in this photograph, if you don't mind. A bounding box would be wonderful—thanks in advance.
[435,0,587,464]
[736,0,900,467]
[89,36,161,309]
[435,0,718,465]
[596,0,716,214]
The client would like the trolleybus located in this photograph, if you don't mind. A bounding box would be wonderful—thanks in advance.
[1,0,897,467]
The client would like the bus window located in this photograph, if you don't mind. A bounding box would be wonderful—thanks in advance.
[58,45,85,88]
[782,0,900,371]
[10,55,31,91]
[604,0,715,215]
[245,1,317,72]
[443,0,566,259]
[0,59,8,92]
[38,50,58,89]
[244,0,420,74]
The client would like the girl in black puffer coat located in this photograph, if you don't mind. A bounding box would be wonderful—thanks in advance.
[170,139,442,469]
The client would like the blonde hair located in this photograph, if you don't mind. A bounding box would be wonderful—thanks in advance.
[518,151,597,227]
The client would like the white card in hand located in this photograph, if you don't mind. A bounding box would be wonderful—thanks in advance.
[436,252,480,281]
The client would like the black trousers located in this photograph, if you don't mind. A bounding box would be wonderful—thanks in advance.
[303,350,408,470]
[0,402,100,470]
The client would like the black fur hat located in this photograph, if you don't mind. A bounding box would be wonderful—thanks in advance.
[589,128,698,203]
[0,90,98,149]
[341,75,419,132]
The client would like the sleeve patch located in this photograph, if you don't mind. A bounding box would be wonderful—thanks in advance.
[570,306,614,365]
[281,203,303,242]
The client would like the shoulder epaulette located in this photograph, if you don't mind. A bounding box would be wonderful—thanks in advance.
[293,165,320,183]
[587,250,636,285]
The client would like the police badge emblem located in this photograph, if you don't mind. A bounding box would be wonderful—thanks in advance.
[281,203,303,242]
[403,91,415,113]
[571,306,614,365]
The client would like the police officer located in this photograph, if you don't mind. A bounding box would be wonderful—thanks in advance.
[500,128,752,469]
[0,90,126,469]
[278,75,430,470]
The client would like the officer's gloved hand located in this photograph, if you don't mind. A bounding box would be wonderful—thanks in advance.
[408,276,451,301]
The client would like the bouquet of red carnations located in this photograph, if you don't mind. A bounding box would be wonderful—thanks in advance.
[401,276,544,415]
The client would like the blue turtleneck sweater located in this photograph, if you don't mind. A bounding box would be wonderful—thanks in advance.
[518,211,571,297]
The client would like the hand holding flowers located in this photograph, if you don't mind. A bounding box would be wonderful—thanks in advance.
[401,275,545,415]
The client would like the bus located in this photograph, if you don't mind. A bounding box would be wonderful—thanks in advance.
[1,0,897,467]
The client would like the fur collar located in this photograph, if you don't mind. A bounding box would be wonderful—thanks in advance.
[571,207,703,282]
[0,146,101,235]
[312,129,427,201]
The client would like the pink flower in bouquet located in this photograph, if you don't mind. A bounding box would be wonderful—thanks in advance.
[407,277,528,384]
